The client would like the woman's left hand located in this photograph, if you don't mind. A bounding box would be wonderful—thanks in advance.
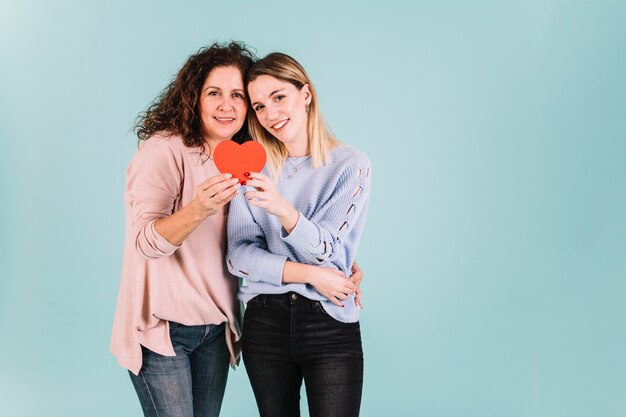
[244,172,299,232]
[243,172,289,216]
[350,261,364,308]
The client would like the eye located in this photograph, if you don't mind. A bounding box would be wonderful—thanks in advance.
[233,92,245,99]
[208,91,220,96]
[254,104,265,112]
[274,95,285,102]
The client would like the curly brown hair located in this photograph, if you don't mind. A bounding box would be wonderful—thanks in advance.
[134,41,257,158]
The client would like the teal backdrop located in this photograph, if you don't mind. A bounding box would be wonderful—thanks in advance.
[1,1,625,416]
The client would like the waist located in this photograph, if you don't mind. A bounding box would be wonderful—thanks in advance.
[240,287,360,323]
[251,291,320,307]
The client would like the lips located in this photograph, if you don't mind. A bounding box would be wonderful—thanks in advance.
[214,116,236,124]
[272,118,289,132]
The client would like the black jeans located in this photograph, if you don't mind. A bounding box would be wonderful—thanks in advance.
[242,292,364,417]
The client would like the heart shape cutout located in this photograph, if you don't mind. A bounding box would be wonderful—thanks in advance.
[214,140,267,184]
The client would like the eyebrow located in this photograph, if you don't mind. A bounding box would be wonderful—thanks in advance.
[251,89,285,106]
[203,86,245,93]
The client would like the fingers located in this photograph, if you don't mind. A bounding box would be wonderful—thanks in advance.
[328,296,343,307]
[198,173,233,191]
[350,262,364,286]
[244,190,266,201]
[244,178,270,191]
[244,190,285,216]
[311,268,358,308]
[349,272,362,287]
[328,288,356,308]
[211,181,241,206]
[245,192,270,210]
[334,292,349,302]
[244,172,274,191]
[328,286,360,308]
[333,281,356,302]
[196,177,238,210]
[246,172,270,182]
[206,177,240,197]
[355,289,363,308]
[195,177,240,214]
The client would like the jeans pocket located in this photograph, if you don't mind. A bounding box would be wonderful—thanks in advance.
[246,295,264,307]
[311,300,329,316]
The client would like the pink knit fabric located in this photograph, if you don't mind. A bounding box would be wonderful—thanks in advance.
[110,134,241,375]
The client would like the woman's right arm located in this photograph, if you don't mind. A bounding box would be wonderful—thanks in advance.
[154,174,240,245]
[227,191,356,306]
[282,261,357,307]
[127,138,239,259]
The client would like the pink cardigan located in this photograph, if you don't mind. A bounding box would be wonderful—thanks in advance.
[110,134,241,375]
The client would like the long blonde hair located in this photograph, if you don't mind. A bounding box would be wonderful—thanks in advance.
[247,53,339,179]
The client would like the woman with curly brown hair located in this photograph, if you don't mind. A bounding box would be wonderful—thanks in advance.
[110,42,254,417]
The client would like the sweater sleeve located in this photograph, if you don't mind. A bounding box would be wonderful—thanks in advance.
[126,138,182,260]
[226,191,287,286]
[280,152,371,272]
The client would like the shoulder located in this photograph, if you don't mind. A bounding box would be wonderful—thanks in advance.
[330,144,371,172]
[138,133,187,155]
[127,134,191,177]
[134,133,193,165]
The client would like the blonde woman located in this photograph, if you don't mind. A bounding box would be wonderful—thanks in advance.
[227,53,371,417]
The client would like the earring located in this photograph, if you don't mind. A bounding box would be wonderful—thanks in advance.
[305,104,310,113]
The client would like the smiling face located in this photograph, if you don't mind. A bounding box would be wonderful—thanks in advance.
[248,74,311,155]
[199,66,248,143]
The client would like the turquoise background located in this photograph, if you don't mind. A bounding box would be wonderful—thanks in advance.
[1,1,625,416]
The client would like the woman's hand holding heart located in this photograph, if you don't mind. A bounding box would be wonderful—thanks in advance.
[244,172,300,234]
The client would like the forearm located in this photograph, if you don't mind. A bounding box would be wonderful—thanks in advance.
[282,261,316,284]
[154,199,207,246]
[282,260,355,307]
[227,244,287,286]
[280,215,345,265]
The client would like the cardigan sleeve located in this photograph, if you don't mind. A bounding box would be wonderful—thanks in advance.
[280,152,371,272]
[126,137,182,260]
[226,192,287,286]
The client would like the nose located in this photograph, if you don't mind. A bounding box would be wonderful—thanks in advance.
[267,104,280,121]
[218,95,234,112]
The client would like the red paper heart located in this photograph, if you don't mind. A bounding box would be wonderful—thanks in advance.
[214,140,267,183]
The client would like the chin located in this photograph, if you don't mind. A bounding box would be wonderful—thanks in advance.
[215,128,239,139]
[273,133,292,143]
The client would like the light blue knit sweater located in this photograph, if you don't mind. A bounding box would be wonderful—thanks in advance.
[226,144,371,323]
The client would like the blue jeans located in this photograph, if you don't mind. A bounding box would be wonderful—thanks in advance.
[129,322,230,417]
[242,292,364,417]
